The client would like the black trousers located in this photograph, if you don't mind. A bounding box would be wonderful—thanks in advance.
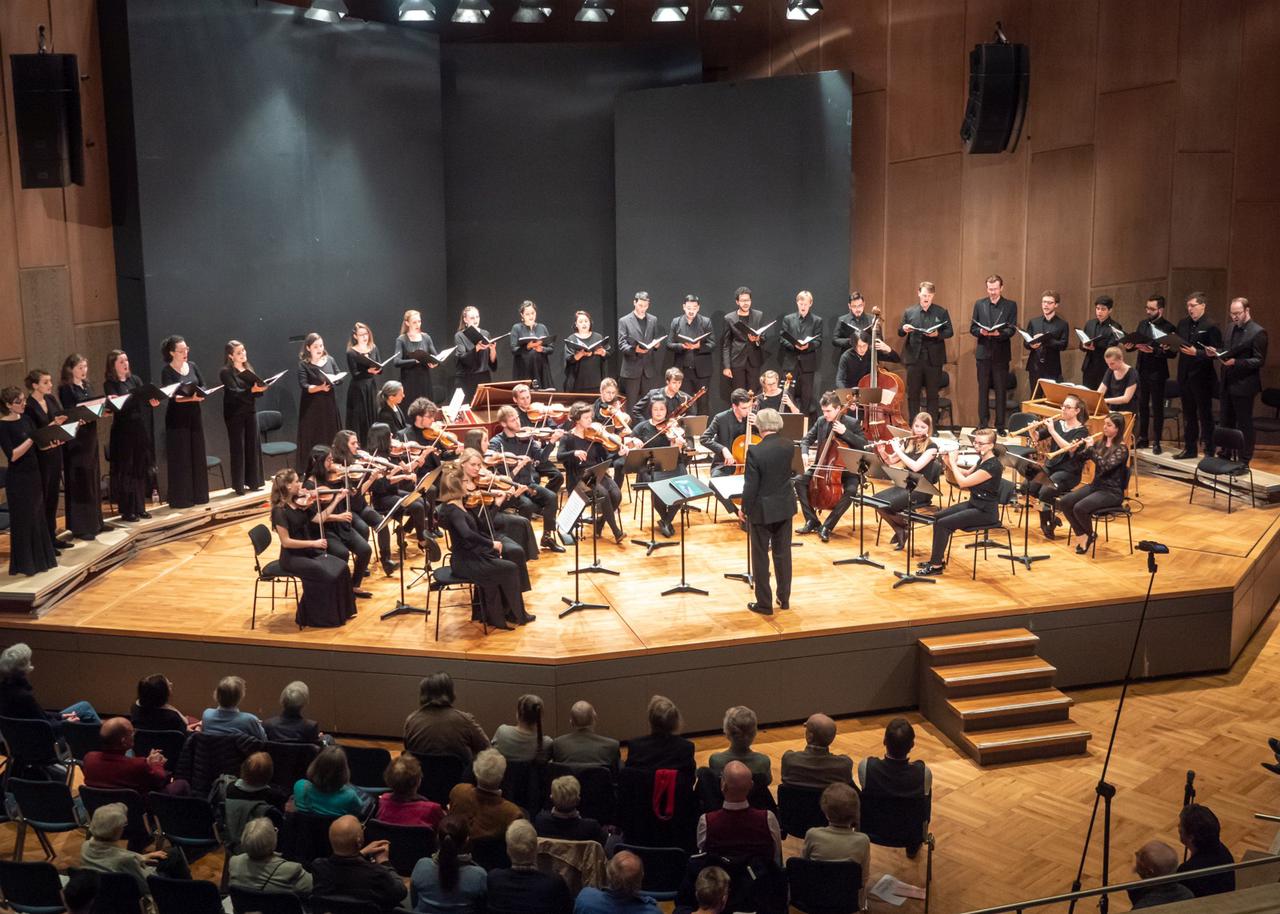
[1221,390,1258,459]
[794,471,858,531]
[1181,372,1216,453]
[536,460,563,493]
[373,491,427,544]
[1028,469,1081,513]
[976,359,1009,429]
[749,517,792,607]
[876,487,930,536]
[929,502,998,565]
[225,412,263,492]
[1058,484,1122,537]
[1026,364,1059,401]
[792,368,817,415]
[1137,375,1166,444]
[906,363,944,426]
[728,366,756,393]
[326,521,372,587]
[681,372,706,414]
[514,484,558,537]
[622,374,655,412]
[352,505,391,569]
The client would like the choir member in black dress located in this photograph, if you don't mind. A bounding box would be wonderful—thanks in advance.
[835,333,901,389]
[220,340,266,495]
[159,335,210,508]
[331,428,398,576]
[269,468,356,628]
[437,463,533,631]
[563,311,608,394]
[365,422,429,549]
[1,386,60,575]
[917,427,1004,576]
[304,445,373,598]
[875,412,942,550]
[104,350,158,522]
[1023,291,1071,395]
[394,309,439,406]
[1097,347,1138,414]
[558,403,626,542]
[1080,296,1124,389]
[345,322,384,443]
[455,306,497,402]
[1024,395,1091,539]
[487,406,565,553]
[794,391,867,541]
[58,354,104,540]
[1058,414,1129,555]
[510,300,553,390]
[630,398,687,538]
[295,333,342,471]
[23,370,68,550]
[377,380,408,434]
[456,444,539,560]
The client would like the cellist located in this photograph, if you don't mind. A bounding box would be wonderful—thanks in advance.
[793,391,867,542]
[836,332,900,389]
[700,389,754,519]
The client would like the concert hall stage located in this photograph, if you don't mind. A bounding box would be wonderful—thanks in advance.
[1,468,1277,741]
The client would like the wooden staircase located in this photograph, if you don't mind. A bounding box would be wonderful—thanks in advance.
[918,627,1091,765]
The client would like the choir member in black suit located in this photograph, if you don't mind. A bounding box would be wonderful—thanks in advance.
[742,408,798,614]
[630,397,687,538]
[917,428,1004,576]
[376,380,408,435]
[1123,294,1176,453]
[618,292,662,409]
[564,311,609,394]
[269,468,355,628]
[510,300,553,390]
[1080,296,1123,389]
[0,386,60,575]
[58,354,104,541]
[104,350,157,522]
[296,333,342,471]
[345,322,384,443]
[488,406,565,553]
[833,293,874,354]
[558,403,625,542]
[836,335,901,390]
[394,309,439,406]
[220,340,266,495]
[875,412,942,550]
[23,370,67,551]
[794,391,866,542]
[1210,297,1269,463]
[1058,415,1129,554]
[1023,291,1070,396]
[305,445,373,598]
[779,290,824,415]
[159,335,210,508]
[720,286,766,392]
[1173,292,1223,461]
[970,275,1019,432]
[897,282,953,424]
[455,306,497,402]
[666,294,714,413]
[1025,395,1091,539]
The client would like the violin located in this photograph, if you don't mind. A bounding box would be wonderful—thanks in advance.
[512,426,556,441]
[602,399,633,432]
[420,424,461,450]
[527,402,569,423]
[584,422,624,452]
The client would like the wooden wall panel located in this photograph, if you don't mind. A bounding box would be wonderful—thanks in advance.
[851,90,886,308]
[770,9,823,77]
[1234,0,1280,203]
[1169,269,1229,321]
[1092,84,1176,286]
[886,0,964,163]
[1229,203,1280,309]
[1025,145,1094,350]
[1177,0,1242,152]
[72,319,120,372]
[1097,0,1180,93]
[0,46,21,363]
[1170,153,1234,269]
[1026,0,1097,152]
[825,0,888,95]
[19,266,74,376]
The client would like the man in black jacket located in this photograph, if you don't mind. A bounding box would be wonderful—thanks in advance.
[1124,294,1177,453]
[1080,295,1124,388]
[1023,290,1070,396]
[700,389,753,516]
[1173,291,1223,460]
[1210,296,1268,462]
[779,290,824,415]
[742,408,797,615]
[832,292,874,354]
[618,291,662,408]
[667,294,714,413]
[898,281,953,424]
[720,286,766,392]
[311,816,407,912]
[970,275,1018,432]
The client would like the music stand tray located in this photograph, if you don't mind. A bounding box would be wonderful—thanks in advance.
[648,475,715,597]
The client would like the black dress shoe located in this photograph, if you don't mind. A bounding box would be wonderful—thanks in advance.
[777,599,789,609]
[1263,761,1280,776]
[796,521,820,535]
[747,602,774,616]
[353,588,373,599]
[138,511,152,519]
[1173,449,1197,460]
[490,623,515,632]
[1136,439,1150,449]
[53,541,72,551]
[1040,513,1055,539]
[1152,443,1163,455]
[1268,736,1280,756]
[121,514,139,523]
[382,560,400,576]
[918,562,946,576]
[818,526,831,543]
[518,614,537,624]
[75,533,97,542]
[541,535,566,554]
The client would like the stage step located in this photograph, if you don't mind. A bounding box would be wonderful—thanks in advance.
[945,689,1073,731]
[959,722,1092,765]
[918,627,1039,665]
[928,656,1057,697]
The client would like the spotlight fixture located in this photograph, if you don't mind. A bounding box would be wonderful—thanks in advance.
[652,1,688,22]
[705,0,743,20]
[575,0,615,23]
[786,0,822,20]
[512,0,551,22]
[451,0,493,23]
[303,0,348,22]
[398,0,436,21]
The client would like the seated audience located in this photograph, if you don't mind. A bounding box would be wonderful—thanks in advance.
[79,803,177,897]
[486,819,572,914]
[707,705,772,784]
[404,672,490,761]
[447,748,524,841]
[375,753,444,828]
[533,774,607,846]
[0,642,100,727]
[83,717,182,794]
[222,751,289,853]
[264,680,324,744]
[410,814,487,914]
[130,673,195,732]
[780,713,854,788]
[293,746,369,818]
[200,675,267,740]
[1177,803,1235,897]
[692,866,730,914]
[551,700,621,771]
[696,761,781,864]
[573,850,660,914]
[312,815,408,911]
[229,815,314,896]
[802,782,870,907]
[1129,840,1194,909]
[858,717,931,857]
[624,694,695,774]
[492,693,553,763]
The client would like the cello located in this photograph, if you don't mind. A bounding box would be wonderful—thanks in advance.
[857,305,907,440]
[729,393,760,475]
[807,388,857,510]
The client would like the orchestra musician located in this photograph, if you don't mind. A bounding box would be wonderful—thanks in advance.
[618,291,662,408]
[756,371,798,414]
[488,405,567,553]
[666,294,714,413]
[394,309,438,405]
[365,422,430,551]
[377,380,408,435]
[455,305,497,401]
[794,391,867,543]
[1124,294,1176,454]
[58,353,104,541]
[836,333,900,390]
[269,468,356,629]
[345,322,384,442]
[331,429,399,577]
[593,377,627,425]
[916,427,1004,577]
[632,368,691,422]
[832,292,874,354]
[511,384,565,494]
[160,334,210,508]
[1058,414,1129,555]
[1081,296,1123,389]
[558,403,626,543]
[741,408,797,615]
[510,300,553,391]
[1098,347,1138,414]
[874,412,941,551]
[971,275,1018,433]
[701,388,753,483]
[898,281,953,424]
[1023,395,1091,539]
[563,310,609,394]
[296,332,342,471]
[455,446,540,560]
[0,386,60,576]
[631,398,688,538]
[1173,292,1223,461]
[779,290,824,414]
[23,370,67,551]
[1209,297,1268,464]
[1023,291,1070,396]
[720,286,766,392]
[220,340,266,495]
[104,350,158,523]
[304,445,374,599]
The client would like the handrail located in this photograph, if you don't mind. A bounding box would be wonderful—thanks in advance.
[960,853,1280,914]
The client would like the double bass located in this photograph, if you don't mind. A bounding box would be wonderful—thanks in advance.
[807,389,857,511]
[857,305,907,440]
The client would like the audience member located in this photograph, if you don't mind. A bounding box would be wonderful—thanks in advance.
[492,693,553,763]
[858,717,931,857]
[410,814,487,914]
[221,751,288,853]
[447,748,524,841]
[707,705,772,784]
[573,850,660,914]
[83,717,183,794]
[1177,803,1235,897]
[130,673,196,732]
[200,675,267,740]
[228,815,314,896]
[403,672,490,761]
[697,760,781,864]
[293,746,369,817]
[78,803,173,897]
[487,819,572,914]
[1129,840,1194,909]
[692,866,730,914]
[311,814,408,911]
[264,680,324,744]
[802,782,870,907]
[623,695,695,774]
[0,642,100,727]
[780,713,854,788]
[375,753,444,828]
[550,701,621,771]
[533,775,607,845]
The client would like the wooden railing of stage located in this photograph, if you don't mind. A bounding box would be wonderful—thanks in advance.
[1020,379,1137,493]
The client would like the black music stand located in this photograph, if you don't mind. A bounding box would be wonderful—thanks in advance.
[568,461,618,578]
[650,475,715,597]
[998,450,1051,569]
[880,465,942,588]
[711,473,752,585]
[624,446,681,555]
[833,448,888,570]
[377,466,441,620]
[557,480,610,618]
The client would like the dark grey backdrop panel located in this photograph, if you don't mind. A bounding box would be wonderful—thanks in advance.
[101,0,445,477]
[441,43,699,389]
[615,72,852,411]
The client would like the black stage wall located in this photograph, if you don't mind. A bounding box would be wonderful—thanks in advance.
[441,43,700,391]
[615,72,853,411]
[100,0,446,475]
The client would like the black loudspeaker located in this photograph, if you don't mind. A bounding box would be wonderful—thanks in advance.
[10,53,84,188]
[960,42,1029,155]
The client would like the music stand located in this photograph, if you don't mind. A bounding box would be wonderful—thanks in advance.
[998,450,1052,569]
[377,466,441,620]
[710,474,752,585]
[649,475,715,597]
[880,465,942,588]
[556,481,609,618]
[779,412,808,440]
[680,415,710,480]
[568,461,618,578]
[624,446,681,555]
[832,448,888,570]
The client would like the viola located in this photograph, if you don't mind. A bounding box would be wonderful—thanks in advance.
[601,399,632,431]
[420,424,461,450]
[527,402,569,423]
[584,422,624,452]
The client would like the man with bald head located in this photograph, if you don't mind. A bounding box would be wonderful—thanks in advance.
[550,701,621,771]
[573,850,659,914]
[781,713,854,789]
[83,717,175,794]
[311,815,407,911]
[696,760,781,864]
[1129,840,1194,909]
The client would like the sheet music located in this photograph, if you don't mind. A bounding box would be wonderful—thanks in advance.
[557,489,588,538]
[322,371,348,385]
[263,370,288,387]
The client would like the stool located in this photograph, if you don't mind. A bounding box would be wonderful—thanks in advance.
[946,521,1016,579]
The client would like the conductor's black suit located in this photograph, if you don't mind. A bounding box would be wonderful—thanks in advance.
[741,431,798,612]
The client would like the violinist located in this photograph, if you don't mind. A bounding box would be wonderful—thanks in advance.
[756,370,798,414]
[400,398,455,475]
[875,412,941,550]
[454,305,497,401]
[632,368,691,422]
[510,300,554,390]
[701,389,753,479]
[592,377,626,425]
[377,380,407,435]
[917,427,1004,577]
[456,447,540,560]
[332,429,399,576]
[1057,413,1129,555]
[488,406,566,553]
[836,330,899,390]
[270,468,356,629]
[631,398,687,538]
[794,391,866,542]
[304,445,373,599]
[512,384,565,494]
[666,294,714,412]
[779,290,824,414]
[1024,395,1091,539]
[366,422,430,550]
[558,402,626,543]
[564,310,609,394]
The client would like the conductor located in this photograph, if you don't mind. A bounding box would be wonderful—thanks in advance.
[740,408,797,616]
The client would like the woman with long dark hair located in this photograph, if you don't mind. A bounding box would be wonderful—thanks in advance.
[510,300,553,390]
[0,387,60,575]
[23,370,67,551]
[295,333,341,471]
[220,340,266,494]
[104,350,158,522]
[409,814,486,914]
[160,334,210,507]
[1058,413,1130,555]
[269,468,356,628]
[563,310,608,393]
[345,322,383,442]
[58,353,104,540]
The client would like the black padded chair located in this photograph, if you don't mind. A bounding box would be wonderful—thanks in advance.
[1252,387,1280,437]
[364,819,436,877]
[59,720,102,784]
[147,874,223,914]
[280,809,337,866]
[338,744,391,794]
[1090,466,1134,557]
[693,766,777,817]
[0,717,69,785]
[229,885,307,914]
[90,871,146,914]
[132,729,187,775]
[146,792,223,864]
[614,844,687,901]
[776,782,829,840]
[936,371,954,429]
[945,516,1016,579]
[431,562,481,640]
[0,859,66,914]
[1004,411,1039,460]
[248,523,300,629]
[7,778,83,861]
[1161,378,1184,443]
[1190,427,1255,513]
[469,835,511,871]
[77,786,152,851]
[502,759,548,816]
[786,857,863,914]
[263,741,319,790]
[861,791,935,914]
[310,897,382,914]
[258,410,297,472]
[615,766,697,852]
[546,762,616,826]
[411,753,467,806]
[206,454,227,490]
